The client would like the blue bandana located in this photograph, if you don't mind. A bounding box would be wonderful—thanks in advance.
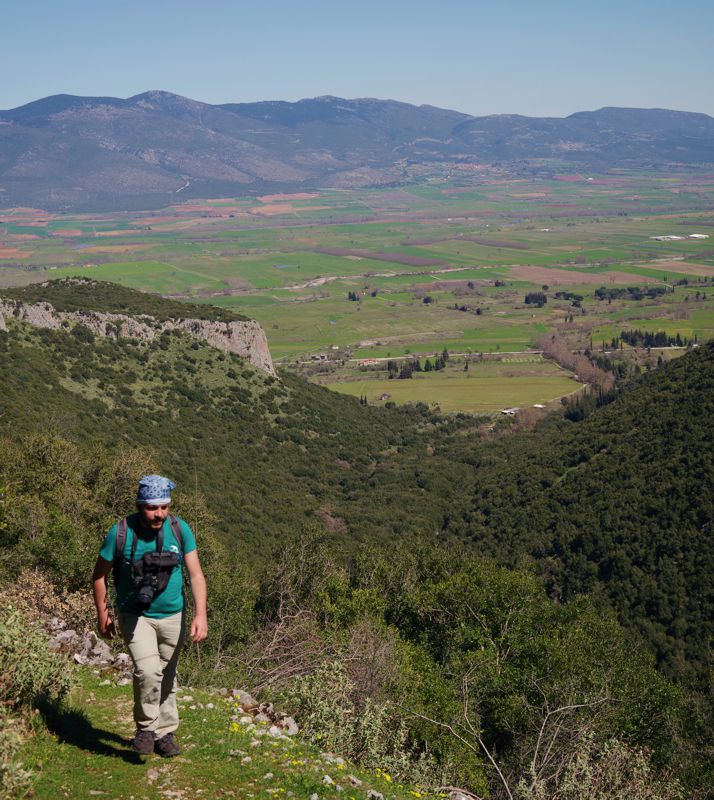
[136,475,176,505]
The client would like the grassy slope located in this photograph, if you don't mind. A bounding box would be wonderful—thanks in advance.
[25,669,439,800]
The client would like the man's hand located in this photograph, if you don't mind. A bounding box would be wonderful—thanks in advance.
[190,614,208,643]
[98,614,116,639]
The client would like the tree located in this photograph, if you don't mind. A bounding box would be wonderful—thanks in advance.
[525,292,547,308]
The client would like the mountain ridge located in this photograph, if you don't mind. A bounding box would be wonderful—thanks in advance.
[2,91,714,210]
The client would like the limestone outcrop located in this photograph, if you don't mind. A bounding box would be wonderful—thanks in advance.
[0,299,276,376]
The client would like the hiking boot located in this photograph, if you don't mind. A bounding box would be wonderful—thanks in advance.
[131,729,155,755]
[155,732,181,757]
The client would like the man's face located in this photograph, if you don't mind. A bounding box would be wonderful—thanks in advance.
[139,503,169,531]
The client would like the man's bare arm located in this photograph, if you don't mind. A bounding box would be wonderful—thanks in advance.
[92,557,115,638]
[184,550,208,643]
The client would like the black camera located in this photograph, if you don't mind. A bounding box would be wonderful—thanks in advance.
[134,572,160,610]
[132,551,179,610]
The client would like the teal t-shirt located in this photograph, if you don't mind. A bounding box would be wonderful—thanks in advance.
[100,513,197,618]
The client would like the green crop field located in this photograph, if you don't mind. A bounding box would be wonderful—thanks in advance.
[317,359,580,413]
[2,169,714,411]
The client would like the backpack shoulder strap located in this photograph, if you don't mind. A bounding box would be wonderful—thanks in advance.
[113,516,130,581]
[115,517,128,562]
[168,515,184,555]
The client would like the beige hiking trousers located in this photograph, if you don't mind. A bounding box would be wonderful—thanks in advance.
[119,611,186,738]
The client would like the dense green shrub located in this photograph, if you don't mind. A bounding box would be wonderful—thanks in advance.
[0,607,72,710]
[0,713,32,800]
[282,660,442,786]
[518,735,684,800]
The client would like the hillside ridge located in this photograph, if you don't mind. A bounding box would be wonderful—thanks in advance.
[0,278,275,374]
[2,92,713,210]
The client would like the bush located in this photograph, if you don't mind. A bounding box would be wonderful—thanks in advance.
[0,713,32,800]
[281,660,440,785]
[518,734,684,800]
[0,606,73,711]
[0,569,94,633]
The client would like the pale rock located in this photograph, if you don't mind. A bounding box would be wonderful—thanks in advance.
[281,716,299,735]
[0,299,276,375]
[367,792,384,800]
[348,776,362,787]
[88,632,112,661]
[322,775,334,786]
[113,653,132,670]
[231,689,259,709]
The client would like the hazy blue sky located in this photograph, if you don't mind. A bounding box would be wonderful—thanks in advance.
[3,0,713,117]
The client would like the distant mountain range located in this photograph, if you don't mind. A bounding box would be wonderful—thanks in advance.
[1,91,714,210]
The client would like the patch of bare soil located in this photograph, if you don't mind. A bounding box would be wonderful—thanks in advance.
[249,203,329,216]
[258,192,318,202]
[642,259,714,277]
[315,508,347,534]
[509,265,657,285]
[94,229,140,237]
[0,245,31,259]
[0,207,55,225]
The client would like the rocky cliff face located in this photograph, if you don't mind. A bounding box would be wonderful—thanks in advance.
[0,299,276,376]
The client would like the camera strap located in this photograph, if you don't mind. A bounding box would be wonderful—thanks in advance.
[130,523,164,566]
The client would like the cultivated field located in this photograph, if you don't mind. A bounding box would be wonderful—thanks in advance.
[316,357,580,414]
[2,168,713,411]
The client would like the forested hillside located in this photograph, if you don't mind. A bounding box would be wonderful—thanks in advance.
[1,280,712,683]
[441,345,714,684]
[0,281,472,559]
[2,280,713,797]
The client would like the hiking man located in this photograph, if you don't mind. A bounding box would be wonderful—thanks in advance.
[92,474,207,757]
